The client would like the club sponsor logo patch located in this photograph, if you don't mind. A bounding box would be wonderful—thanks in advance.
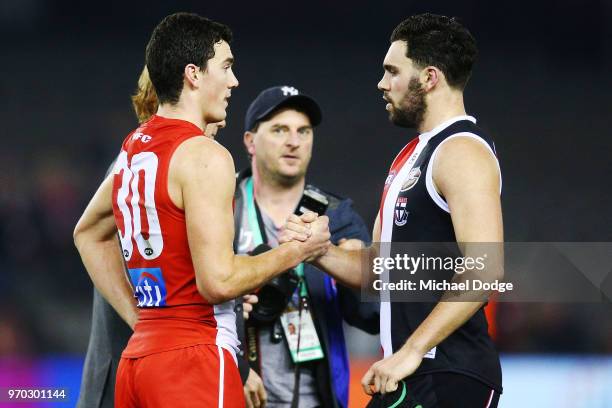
[128,267,167,307]
[394,197,409,226]
[400,167,421,192]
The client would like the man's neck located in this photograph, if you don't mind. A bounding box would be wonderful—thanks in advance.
[418,89,467,134]
[156,100,206,132]
[252,167,305,228]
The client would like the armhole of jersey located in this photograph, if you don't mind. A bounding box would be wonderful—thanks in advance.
[164,133,206,217]
[425,132,502,213]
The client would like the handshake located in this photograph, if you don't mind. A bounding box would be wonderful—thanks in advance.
[279,211,332,262]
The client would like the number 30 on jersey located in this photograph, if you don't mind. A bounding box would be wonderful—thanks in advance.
[113,150,164,261]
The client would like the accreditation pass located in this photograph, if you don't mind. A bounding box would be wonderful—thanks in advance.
[280,309,324,363]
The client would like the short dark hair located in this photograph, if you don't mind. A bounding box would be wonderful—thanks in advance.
[145,12,232,105]
[390,13,477,90]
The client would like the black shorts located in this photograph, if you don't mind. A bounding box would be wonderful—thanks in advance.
[366,372,500,408]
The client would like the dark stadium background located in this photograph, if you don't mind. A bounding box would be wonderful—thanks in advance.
[1,0,611,406]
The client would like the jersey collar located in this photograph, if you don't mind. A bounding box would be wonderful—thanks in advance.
[419,115,477,143]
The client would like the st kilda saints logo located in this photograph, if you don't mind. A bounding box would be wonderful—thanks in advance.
[394,197,409,226]
[400,167,421,191]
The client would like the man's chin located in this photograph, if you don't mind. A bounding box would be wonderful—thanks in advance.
[390,111,417,129]
[279,169,301,178]
[205,110,226,124]
[276,169,305,185]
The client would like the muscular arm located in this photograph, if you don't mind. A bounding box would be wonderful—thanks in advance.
[333,211,380,334]
[401,136,503,356]
[74,175,138,329]
[303,214,381,289]
[174,137,327,304]
[281,208,384,290]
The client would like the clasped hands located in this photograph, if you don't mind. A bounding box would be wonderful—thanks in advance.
[281,213,425,397]
[279,211,331,262]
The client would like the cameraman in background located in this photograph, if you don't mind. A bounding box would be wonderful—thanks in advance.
[234,86,379,408]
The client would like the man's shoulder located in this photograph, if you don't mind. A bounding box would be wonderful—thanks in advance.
[174,137,233,171]
[170,137,235,201]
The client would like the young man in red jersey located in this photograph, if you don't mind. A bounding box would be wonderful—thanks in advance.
[73,13,330,408]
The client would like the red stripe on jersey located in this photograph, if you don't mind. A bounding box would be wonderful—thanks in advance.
[378,137,419,229]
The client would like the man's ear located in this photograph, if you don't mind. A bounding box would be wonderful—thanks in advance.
[244,131,256,156]
[421,66,442,92]
[184,63,201,88]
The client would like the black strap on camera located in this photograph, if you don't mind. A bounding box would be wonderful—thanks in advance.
[245,196,269,375]
[290,285,308,408]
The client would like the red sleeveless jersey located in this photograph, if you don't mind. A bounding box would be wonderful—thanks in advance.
[111,115,239,358]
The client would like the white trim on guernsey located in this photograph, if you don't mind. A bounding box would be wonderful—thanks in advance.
[379,115,477,358]
[386,116,476,175]
[423,115,476,136]
[425,132,502,213]
[214,300,240,363]
[380,302,393,358]
[379,132,438,357]
[484,389,495,408]
[380,135,431,357]
[217,345,225,408]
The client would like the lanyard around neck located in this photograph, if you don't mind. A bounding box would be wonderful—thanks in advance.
[245,177,265,247]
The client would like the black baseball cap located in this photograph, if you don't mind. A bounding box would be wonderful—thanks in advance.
[244,86,322,132]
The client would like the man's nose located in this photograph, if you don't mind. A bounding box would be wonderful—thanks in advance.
[229,71,239,88]
[286,130,301,147]
[377,74,389,91]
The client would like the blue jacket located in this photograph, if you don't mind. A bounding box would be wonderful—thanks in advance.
[233,168,379,408]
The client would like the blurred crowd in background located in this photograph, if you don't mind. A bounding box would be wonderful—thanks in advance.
[1,0,611,363]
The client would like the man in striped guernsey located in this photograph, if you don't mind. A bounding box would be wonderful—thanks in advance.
[283,13,503,407]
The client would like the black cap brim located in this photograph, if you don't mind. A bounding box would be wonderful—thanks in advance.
[255,94,322,128]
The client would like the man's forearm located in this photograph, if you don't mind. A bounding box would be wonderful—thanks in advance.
[221,242,305,299]
[312,245,367,289]
[402,301,483,355]
[76,236,138,329]
[403,244,502,356]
